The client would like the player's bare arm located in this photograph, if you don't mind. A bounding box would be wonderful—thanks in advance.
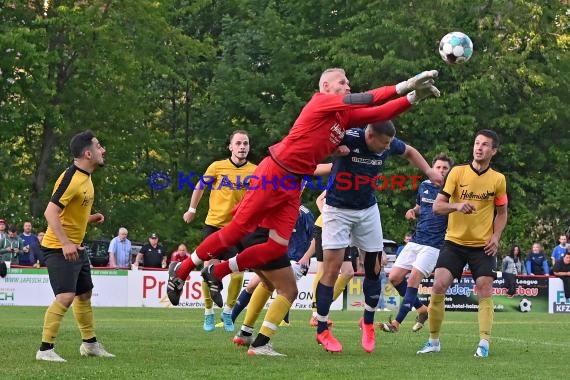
[183,180,206,223]
[316,190,327,213]
[314,163,333,177]
[484,204,508,256]
[405,204,421,220]
[402,144,444,186]
[44,202,80,262]
[432,193,475,215]
[89,213,105,224]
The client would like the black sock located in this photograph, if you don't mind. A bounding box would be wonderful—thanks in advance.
[251,333,270,348]
[83,337,97,343]
[40,342,54,351]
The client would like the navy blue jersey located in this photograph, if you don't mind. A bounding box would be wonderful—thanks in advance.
[411,180,448,249]
[326,128,406,210]
[287,205,315,261]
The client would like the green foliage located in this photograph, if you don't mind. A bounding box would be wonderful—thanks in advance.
[0,0,568,252]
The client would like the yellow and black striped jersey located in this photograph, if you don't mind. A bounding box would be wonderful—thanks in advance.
[203,159,257,228]
[43,165,94,248]
[441,163,507,247]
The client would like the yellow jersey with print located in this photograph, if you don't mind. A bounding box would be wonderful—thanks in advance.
[203,159,257,228]
[440,163,507,247]
[43,165,94,248]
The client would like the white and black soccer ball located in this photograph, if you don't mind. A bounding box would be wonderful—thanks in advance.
[519,298,532,312]
[439,31,474,64]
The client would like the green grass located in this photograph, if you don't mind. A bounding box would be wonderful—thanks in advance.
[1,306,567,379]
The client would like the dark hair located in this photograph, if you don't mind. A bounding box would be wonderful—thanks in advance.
[70,130,96,158]
[228,130,249,144]
[432,153,454,167]
[510,245,521,262]
[475,129,500,148]
[367,120,395,137]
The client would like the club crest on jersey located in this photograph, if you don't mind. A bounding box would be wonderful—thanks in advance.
[329,123,345,145]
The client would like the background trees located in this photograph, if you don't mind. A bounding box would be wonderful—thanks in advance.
[1,0,568,253]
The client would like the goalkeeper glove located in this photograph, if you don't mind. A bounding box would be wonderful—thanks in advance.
[406,85,441,104]
[396,70,439,95]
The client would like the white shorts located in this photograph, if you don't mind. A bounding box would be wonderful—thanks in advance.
[321,203,383,252]
[393,241,439,277]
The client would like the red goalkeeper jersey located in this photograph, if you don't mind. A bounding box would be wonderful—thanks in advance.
[268,85,411,176]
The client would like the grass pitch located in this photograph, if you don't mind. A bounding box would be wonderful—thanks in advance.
[1,306,567,379]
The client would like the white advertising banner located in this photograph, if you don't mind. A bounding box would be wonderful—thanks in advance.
[548,277,570,313]
[127,270,343,310]
[1,268,341,310]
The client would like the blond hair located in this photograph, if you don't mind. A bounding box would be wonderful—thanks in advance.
[319,68,345,91]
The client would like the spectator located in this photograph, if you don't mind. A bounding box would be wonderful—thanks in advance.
[134,233,166,269]
[501,245,525,298]
[0,226,27,264]
[108,227,132,268]
[30,231,46,267]
[551,234,567,266]
[20,221,40,266]
[526,242,549,275]
[395,233,412,257]
[170,243,189,263]
[552,250,570,302]
[0,219,7,241]
[20,221,39,247]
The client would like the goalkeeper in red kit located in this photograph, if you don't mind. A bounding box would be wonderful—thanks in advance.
[167,68,442,311]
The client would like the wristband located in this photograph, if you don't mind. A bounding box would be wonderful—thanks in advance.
[188,207,197,213]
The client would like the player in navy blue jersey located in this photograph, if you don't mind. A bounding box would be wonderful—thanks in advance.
[377,153,453,334]
[314,121,444,353]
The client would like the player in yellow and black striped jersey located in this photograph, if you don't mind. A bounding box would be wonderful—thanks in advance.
[417,129,508,358]
[36,130,114,362]
[179,130,257,332]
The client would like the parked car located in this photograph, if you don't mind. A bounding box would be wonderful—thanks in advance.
[84,239,110,267]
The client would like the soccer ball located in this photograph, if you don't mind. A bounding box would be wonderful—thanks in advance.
[439,32,473,64]
[519,298,532,312]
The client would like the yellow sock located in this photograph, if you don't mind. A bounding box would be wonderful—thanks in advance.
[478,297,494,341]
[333,274,351,301]
[243,284,272,328]
[428,293,445,340]
[72,296,96,340]
[202,281,213,310]
[311,271,323,312]
[42,300,68,343]
[259,295,292,339]
[226,272,244,308]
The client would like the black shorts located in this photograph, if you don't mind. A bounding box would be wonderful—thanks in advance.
[238,227,290,271]
[435,240,497,281]
[43,247,93,296]
[258,254,291,271]
[314,226,354,262]
[238,227,270,251]
[203,224,240,261]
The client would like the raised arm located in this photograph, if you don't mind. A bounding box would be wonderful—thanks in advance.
[402,144,443,186]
